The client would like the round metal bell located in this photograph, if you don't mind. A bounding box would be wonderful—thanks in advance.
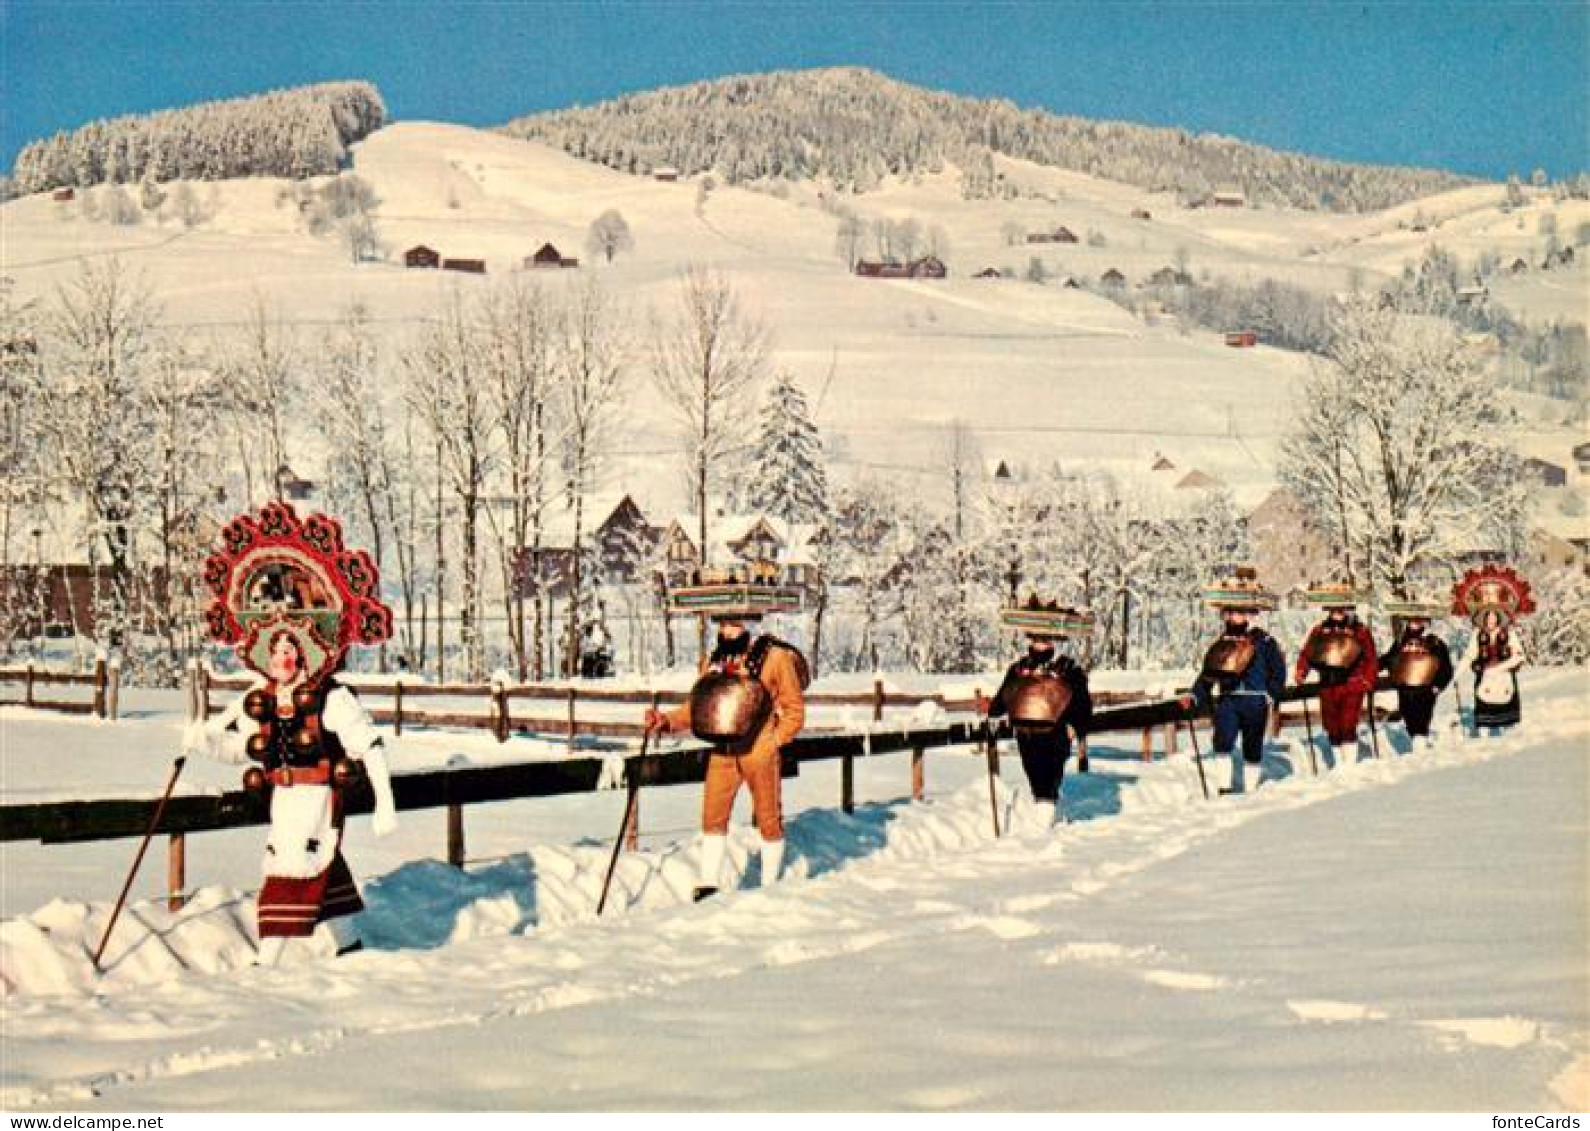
[289,726,319,753]
[332,759,366,790]
[243,689,272,721]
[1309,633,1363,672]
[242,766,270,796]
[292,686,319,714]
[1201,637,1257,678]
[1390,649,1440,688]
[688,673,772,744]
[245,732,270,760]
[1007,673,1071,729]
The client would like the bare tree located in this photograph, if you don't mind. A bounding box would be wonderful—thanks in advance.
[318,304,422,670]
[477,278,556,679]
[404,289,497,680]
[223,295,299,503]
[650,267,768,657]
[29,260,160,646]
[555,278,627,676]
[586,209,634,264]
[1281,298,1527,599]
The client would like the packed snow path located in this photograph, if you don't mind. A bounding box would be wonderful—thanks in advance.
[1,671,1585,1110]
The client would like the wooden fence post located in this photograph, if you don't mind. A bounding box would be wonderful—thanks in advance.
[168,834,186,912]
[447,803,466,868]
[92,654,107,718]
[493,682,510,743]
[107,658,121,721]
[1166,722,1178,755]
[911,744,925,801]
[24,661,34,708]
[1140,727,1153,763]
[841,740,855,814]
[872,678,884,724]
[393,679,404,736]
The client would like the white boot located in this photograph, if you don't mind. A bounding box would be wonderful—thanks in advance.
[1333,743,1356,768]
[695,834,727,901]
[759,837,786,886]
[254,936,287,968]
[326,915,363,956]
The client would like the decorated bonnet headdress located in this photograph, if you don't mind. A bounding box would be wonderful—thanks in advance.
[203,501,392,684]
[1451,564,1535,627]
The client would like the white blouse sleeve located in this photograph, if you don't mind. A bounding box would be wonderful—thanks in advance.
[322,685,383,758]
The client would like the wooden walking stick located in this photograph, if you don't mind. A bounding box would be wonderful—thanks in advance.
[1365,687,1382,760]
[983,718,1002,838]
[1181,705,1211,801]
[93,756,186,973]
[597,729,650,917]
[1300,694,1320,776]
[1454,676,1475,738]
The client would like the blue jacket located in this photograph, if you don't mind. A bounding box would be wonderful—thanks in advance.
[1192,627,1287,710]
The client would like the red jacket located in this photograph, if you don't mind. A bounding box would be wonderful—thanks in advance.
[1296,619,1378,695]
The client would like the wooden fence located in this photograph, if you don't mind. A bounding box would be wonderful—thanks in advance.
[1,679,1398,912]
[0,657,121,719]
[190,666,1151,743]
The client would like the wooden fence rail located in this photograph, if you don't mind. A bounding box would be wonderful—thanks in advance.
[0,658,121,719]
[190,667,1148,745]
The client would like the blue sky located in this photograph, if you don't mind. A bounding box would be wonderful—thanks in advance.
[4,0,1586,180]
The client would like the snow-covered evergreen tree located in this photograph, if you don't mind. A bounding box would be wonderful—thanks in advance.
[740,373,827,526]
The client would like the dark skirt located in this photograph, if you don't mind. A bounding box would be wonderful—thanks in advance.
[1473,675,1520,730]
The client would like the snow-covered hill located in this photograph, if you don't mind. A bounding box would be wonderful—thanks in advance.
[6,120,1583,517]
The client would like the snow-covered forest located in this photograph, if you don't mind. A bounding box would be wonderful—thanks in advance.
[7,81,385,195]
[505,67,1473,210]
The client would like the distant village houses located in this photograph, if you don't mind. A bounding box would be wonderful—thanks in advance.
[855,256,947,280]
[526,242,579,269]
[1026,226,1078,244]
[403,245,441,269]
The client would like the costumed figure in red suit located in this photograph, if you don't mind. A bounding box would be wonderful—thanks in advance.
[185,502,398,966]
[1295,581,1378,769]
[1452,565,1534,734]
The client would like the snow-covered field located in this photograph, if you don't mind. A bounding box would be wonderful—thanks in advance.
[2,668,1585,1111]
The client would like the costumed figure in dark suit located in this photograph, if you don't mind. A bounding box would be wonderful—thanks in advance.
[1295,581,1379,769]
[980,597,1094,825]
[1451,565,1535,735]
[1180,567,1287,795]
[184,502,398,966]
[1378,598,1454,750]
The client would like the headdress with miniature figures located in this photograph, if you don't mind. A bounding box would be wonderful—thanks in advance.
[1450,564,1535,626]
[203,501,392,685]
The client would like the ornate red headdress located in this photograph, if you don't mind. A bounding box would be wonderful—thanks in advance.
[202,501,392,684]
[1451,564,1535,626]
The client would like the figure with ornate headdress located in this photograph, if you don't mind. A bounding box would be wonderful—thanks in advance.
[184,502,398,965]
[1295,581,1379,768]
[1452,565,1534,733]
[978,597,1094,824]
[644,575,808,902]
[1378,598,1455,750]
[1179,567,1287,794]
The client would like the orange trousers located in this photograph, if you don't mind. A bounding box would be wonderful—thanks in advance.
[702,746,783,840]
